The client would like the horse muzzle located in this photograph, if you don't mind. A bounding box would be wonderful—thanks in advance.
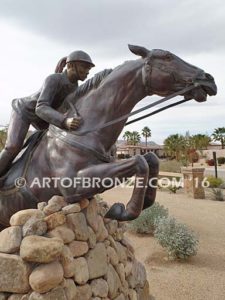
[184,73,217,102]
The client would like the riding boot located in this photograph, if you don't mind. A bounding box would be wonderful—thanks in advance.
[0,149,15,183]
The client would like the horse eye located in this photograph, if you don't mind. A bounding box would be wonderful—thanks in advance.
[165,54,172,61]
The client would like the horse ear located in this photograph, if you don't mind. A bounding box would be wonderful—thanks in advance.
[128,44,150,58]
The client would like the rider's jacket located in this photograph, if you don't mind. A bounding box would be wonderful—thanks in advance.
[12,70,77,130]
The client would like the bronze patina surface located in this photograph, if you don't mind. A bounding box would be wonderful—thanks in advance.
[0,45,217,226]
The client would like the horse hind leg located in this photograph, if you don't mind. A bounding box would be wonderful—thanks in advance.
[105,154,149,221]
[64,155,149,221]
[107,153,159,218]
[142,152,159,209]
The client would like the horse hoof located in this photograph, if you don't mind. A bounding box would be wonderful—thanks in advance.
[104,203,137,221]
[104,203,125,220]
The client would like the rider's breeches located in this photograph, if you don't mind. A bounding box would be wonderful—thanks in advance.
[0,109,29,176]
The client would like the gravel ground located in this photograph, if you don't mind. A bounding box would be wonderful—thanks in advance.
[102,187,225,300]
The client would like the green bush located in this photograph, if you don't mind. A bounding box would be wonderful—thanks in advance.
[206,176,224,188]
[217,157,225,164]
[154,217,199,260]
[128,202,169,234]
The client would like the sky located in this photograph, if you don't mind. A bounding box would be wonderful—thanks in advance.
[0,0,224,144]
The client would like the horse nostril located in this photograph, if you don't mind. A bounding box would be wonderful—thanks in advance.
[197,72,214,82]
[196,71,206,80]
[205,73,214,81]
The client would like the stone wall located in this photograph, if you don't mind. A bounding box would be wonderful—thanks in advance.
[0,196,150,300]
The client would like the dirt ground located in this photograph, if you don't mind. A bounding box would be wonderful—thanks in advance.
[102,187,225,300]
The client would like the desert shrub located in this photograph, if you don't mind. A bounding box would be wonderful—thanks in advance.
[217,157,225,164]
[158,176,183,192]
[128,202,169,234]
[210,188,225,201]
[159,160,182,173]
[154,217,199,260]
[219,182,225,189]
[206,176,224,188]
[168,185,181,194]
[206,159,214,166]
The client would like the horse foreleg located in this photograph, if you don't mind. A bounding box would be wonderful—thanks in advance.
[64,155,149,221]
[143,152,159,209]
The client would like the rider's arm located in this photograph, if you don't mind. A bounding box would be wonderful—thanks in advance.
[35,74,67,129]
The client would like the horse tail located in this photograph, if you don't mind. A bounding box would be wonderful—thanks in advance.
[55,56,67,73]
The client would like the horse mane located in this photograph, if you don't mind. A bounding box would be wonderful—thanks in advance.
[73,68,113,100]
[60,68,113,113]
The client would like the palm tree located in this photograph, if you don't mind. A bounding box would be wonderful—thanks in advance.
[212,127,225,149]
[142,126,151,147]
[123,131,132,145]
[130,131,141,146]
[164,134,186,161]
[191,134,211,150]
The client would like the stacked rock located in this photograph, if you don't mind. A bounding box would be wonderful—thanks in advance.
[0,196,150,300]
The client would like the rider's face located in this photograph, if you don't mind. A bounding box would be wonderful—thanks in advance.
[67,61,92,82]
[75,62,93,81]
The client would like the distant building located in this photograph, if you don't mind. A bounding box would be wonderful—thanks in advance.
[116,140,166,158]
[201,143,225,159]
[207,143,224,150]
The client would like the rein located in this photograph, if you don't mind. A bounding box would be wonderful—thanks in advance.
[125,98,189,126]
[67,83,198,136]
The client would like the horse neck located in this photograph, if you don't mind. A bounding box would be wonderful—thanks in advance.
[108,59,146,113]
[69,59,147,152]
[98,59,147,148]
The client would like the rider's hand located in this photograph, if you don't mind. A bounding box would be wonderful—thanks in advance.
[64,117,82,131]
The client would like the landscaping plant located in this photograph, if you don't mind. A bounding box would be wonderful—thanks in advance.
[154,217,199,260]
[129,202,169,234]
[210,188,224,201]
[206,176,224,188]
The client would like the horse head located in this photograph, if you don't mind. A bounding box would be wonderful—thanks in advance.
[128,44,217,102]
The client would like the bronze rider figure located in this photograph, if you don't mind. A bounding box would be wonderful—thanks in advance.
[0,50,95,177]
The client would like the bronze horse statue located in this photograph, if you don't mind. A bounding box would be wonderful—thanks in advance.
[0,45,217,227]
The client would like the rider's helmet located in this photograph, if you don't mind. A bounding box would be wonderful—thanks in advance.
[66,50,95,67]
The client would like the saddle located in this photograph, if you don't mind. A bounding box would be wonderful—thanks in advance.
[0,131,45,191]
